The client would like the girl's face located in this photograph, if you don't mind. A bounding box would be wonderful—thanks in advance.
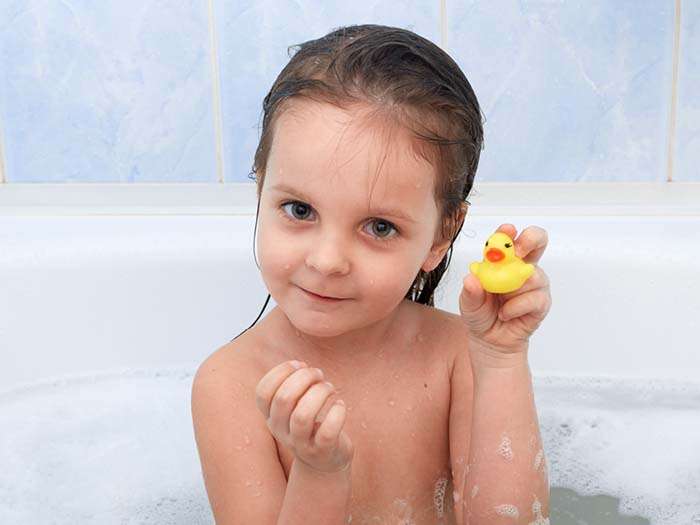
[256,100,451,337]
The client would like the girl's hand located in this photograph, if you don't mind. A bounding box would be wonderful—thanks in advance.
[255,360,354,474]
[459,224,552,360]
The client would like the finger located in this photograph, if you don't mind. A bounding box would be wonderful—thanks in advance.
[255,361,308,418]
[267,367,324,435]
[499,266,549,301]
[314,401,347,448]
[289,381,337,442]
[499,289,550,322]
[461,273,491,312]
[513,226,549,264]
[496,223,517,239]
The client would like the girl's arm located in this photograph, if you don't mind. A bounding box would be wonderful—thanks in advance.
[278,459,352,525]
[465,343,550,524]
[192,350,353,525]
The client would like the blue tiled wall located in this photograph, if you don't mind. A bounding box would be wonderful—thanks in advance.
[0,1,695,183]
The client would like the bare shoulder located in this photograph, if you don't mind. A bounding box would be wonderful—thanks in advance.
[407,301,470,377]
[191,334,287,524]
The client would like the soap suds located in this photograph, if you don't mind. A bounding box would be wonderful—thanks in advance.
[494,503,520,519]
[529,496,549,525]
[434,477,448,518]
[533,448,544,471]
[498,434,514,461]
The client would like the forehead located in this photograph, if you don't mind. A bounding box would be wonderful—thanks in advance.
[268,100,437,210]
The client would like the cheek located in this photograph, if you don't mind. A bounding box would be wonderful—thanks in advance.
[358,256,419,300]
[256,219,295,277]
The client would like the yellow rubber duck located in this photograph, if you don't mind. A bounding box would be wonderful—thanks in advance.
[469,232,535,294]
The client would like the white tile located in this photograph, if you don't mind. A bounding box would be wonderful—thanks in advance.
[448,0,675,182]
[676,0,700,181]
[0,1,217,182]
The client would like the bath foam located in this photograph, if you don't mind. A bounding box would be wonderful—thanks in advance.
[534,375,700,524]
[0,369,699,524]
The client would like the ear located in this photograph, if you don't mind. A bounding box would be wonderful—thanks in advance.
[421,237,453,273]
[421,203,468,273]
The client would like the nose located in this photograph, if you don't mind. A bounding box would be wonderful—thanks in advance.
[305,234,350,275]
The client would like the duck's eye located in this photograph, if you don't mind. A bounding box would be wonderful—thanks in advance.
[505,242,512,248]
[485,241,489,247]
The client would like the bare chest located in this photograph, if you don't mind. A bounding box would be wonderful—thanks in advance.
[275,364,457,525]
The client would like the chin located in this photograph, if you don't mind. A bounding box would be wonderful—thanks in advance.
[285,309,349,337]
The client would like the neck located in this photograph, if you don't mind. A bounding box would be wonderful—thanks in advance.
[269,301,408,373]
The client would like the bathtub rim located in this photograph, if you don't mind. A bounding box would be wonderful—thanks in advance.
[0,181,699,216]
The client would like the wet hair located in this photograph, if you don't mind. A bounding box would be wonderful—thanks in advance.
[232,23,484,341]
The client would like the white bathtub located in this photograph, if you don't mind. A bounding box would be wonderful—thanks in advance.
[1,182,699,524]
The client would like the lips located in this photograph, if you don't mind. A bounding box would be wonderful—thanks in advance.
[300,286,346,300]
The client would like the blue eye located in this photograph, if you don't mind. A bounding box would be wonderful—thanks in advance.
[279,201,399,243]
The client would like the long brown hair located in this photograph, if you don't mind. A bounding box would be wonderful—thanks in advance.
[234,24,484,339]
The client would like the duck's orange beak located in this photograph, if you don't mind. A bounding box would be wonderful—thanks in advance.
[486,248,505,262]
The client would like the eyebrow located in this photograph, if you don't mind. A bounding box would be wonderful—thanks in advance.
[269,183,418,223]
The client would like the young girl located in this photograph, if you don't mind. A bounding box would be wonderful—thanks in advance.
[192,24,552,525]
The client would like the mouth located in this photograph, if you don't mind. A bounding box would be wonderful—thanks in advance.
[299,286,348,302]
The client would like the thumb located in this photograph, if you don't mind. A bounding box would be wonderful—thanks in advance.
[460,273,487,313]
[459,273,497,336]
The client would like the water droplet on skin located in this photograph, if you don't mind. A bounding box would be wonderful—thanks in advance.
[406,405,414,412]
[470,485,479,498]
[417,333,426,343]
[370,279,375,286]
[245,480,252,487]
[284,264,291,270]
[361,421,368,429]
[388,399,395,406]
[244,435,251,446]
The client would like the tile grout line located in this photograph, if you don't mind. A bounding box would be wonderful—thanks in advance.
[665,0,682,183]
[207,0,226,183]
[440,0,448,53]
